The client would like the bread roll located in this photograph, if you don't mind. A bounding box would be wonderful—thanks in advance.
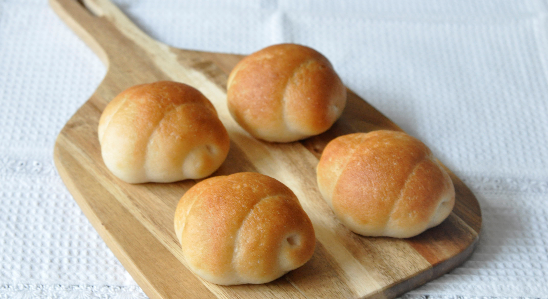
[174,172,315,285]
[316,130,455,238]
[98,81,230,184]
[227,43,347,142]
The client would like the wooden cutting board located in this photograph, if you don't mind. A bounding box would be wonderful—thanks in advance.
[50,0,482,298]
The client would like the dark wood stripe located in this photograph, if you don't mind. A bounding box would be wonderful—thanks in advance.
[54,143,217,299]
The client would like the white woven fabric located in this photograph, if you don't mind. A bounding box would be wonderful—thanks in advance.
[1,0,547,298]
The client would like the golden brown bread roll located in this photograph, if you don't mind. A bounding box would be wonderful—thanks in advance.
[227,43,347,142]
[98,81,230,184]
[316,130,455,238]
[174,172,316,285]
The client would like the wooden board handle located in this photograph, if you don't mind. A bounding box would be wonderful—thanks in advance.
[49,0,156,66]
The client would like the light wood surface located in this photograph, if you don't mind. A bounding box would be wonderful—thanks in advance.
[50,0,482,298]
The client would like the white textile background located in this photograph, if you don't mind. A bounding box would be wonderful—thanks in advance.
[1,0,547,298]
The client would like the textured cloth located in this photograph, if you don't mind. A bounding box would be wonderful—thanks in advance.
[1,0,547,298]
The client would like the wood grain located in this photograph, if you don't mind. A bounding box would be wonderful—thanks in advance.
[50,0,482,298]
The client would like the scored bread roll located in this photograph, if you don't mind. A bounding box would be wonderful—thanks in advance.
[98,81,230,184]
[174,172,316,285]
[317,130,455,238]
[227,43,347,142]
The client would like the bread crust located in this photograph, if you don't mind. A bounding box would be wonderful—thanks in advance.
[174,172,316,285]
[98,81,230,183]
[317,130,455,238]
[227,43,347,142]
